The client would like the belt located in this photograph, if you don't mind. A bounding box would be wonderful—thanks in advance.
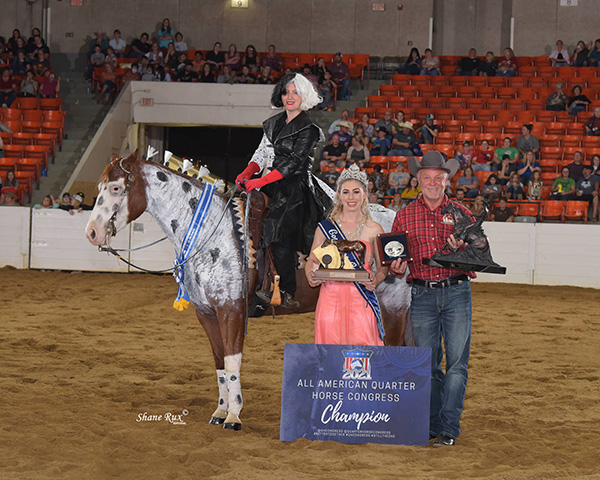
[412,274,470,290]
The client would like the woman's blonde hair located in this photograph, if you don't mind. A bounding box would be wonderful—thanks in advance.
[328,177,370,222]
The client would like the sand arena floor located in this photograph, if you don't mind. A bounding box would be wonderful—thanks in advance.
[1,268,599,480]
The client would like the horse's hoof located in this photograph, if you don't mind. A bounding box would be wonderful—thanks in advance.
[223,422,242,431]
[209,416,226,425]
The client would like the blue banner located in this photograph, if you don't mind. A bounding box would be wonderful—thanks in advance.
[280,344,431,445]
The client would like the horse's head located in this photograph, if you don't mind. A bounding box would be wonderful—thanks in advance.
[85,151,148,246]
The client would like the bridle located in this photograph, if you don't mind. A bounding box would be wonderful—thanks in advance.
[105,156,135,241]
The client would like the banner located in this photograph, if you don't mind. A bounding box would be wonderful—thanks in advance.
[280,344,431,445]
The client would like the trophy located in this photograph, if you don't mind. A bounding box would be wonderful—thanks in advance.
[423,202,506,274]
[313,239,371,282]
[375,232,412,266]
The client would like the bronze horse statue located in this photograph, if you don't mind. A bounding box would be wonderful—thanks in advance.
[321,238,367,268]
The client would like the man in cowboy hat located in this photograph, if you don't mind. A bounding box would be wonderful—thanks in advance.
[388,121,418,157]
[389,150,475,447]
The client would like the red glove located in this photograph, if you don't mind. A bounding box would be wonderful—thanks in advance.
[235,162,261,188]
[245,169,284,192]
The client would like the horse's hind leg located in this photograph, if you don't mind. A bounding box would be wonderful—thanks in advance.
[195,310,229,425]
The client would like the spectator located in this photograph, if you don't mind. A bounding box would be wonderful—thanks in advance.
[155,65,171,82]
[329,52,351,100]
[10,51,29,76]
[473,139,494,171]
[130,33,152,59]
[6,29,23,60]
[387,161,410,195]
[164,43,178,69]
[470,194,486,216]
[550,167,576,200]
[88,31,109,57]
[328,109,350,135]
[480,51,498,77]
[420,48,440,75]
[584,107,600,136]
[388,192,403,212]
[178,62,197,83]
[121,63,140,84]
[421,114,438,144]
[301,64,318,88]
[18,71,38,97]
[590,154,600,176]
[481,174,502,201]
[346,135,370,168]
[242,45,260,73]
[0,189,19,206]
[318,160,340,189]
[157,18,174,49]
[146,42,164,66]
[206,42,225,71]
[497,47,517,77]
[33,195,59,209]
[32,50,50,76]
[572,40,590,67]
[456,48,480,76]
[27,28,46,50]
[217,65,232,84]
[312,57,328,83]
[333,121,353,148]
[373,110,394,139]
[69,192,93,215]
[191,51,205,74]
[548,40,570,67]
[354,123,370,146]
[567,85,591,116]
[0,134,4,157]
[141,64,156,81]
[9,37,27,64]
[28,34,49,58]
[370,127,391,156]
[389,122,418,156]
[399,47,421,75]
[454,188,469,208]
[356,113,374,140]
[109,29,127,58]
[588,39,600,67]
[233,64,255,84]
[0,68,18,107]
[317,69,335,110]
[567,151,585,180]
[96,65,115,103]
[545,82,568,111]
[368,165,387,195]
[262,44,283,72]
[104,46,118,68]
[395,110,406,124]
[2,170,19,190]
[517,150,542,185]
[490,197,515,222]
[505,172,524,200]
[528,170,543,201]
[58,192,71,211]
[516,124,540,159]
[320,132,347,170]
[493,137,520,165]
[199,63,216,83]
[455,166,479,198]
[576,165,599,221]
[496,154,517,185]
[87,44,105,81]
[456,141,476,169]
[225,44,242,72]
[400,175,421,203]
[174,32,188,53]
[39,72,61,99]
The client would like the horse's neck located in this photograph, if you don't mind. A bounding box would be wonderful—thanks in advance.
[141,163,223,252]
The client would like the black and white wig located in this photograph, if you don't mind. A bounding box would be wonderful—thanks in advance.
[270,73,322,111]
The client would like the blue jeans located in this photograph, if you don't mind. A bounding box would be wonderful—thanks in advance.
[410,280,472,439]
[388,148,413,157]
[420,68,440,76]
[421,126,434,145]
[336,78,350,99]
[472,164,491,171]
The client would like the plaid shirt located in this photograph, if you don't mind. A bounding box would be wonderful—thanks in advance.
[392,194,476,282]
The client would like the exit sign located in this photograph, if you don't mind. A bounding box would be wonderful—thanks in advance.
[372,3,385,11]
[141,98,154,106]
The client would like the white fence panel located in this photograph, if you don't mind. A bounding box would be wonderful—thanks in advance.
[0,206,30,268]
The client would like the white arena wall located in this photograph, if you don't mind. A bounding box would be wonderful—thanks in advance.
[1,206,598,289]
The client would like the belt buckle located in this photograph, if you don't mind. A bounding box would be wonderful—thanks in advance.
[429,281,440,289]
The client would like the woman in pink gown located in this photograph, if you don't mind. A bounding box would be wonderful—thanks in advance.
[306,164,389,346]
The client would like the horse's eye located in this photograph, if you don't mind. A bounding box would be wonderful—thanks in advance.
[111,185,121,194]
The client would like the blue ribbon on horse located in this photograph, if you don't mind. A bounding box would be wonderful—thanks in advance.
[173,182,216,311]
[318,218,385,340]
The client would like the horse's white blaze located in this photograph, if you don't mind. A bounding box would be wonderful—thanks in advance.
[224,353,243,416]
[85,178,129,244]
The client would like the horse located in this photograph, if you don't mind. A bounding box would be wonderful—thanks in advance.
[85,152,412,430]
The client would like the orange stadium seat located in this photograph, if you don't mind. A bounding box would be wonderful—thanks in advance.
[427,97,446,109]
[33,133,57,162]
[477,86,496,99]
[419,85,437,98]
[454,109,473,122]
[517,202,540,219]
[564,201,588,223]
[474,110,494,122]
[367,96,388,108]
[539,135,560,148]
[503,122,523,136]
[16,158,41,187]
[436,109,454,121]
[544,122,566,135]
[464,120,482,134]
[379,85,399,97]
[562,136,582,148]
[540,200,565,222]
[482,121,503,135]
[443,120,462,134]
[435,145,455,158]
[435,132,454,145]
[567,123,586,136]
[447,98,465,110]
[539,159,559,172]
[476,133,497,146]
[24,145,49,170]
[1,108,22,122]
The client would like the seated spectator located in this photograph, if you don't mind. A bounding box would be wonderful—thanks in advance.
[370,127,391,156]
[9,37,27,64]
[328,109,350,134]
[528,170,543,200]
[225,44,242,72]
[141,64,156,81]
[321,132,347,170]
[164,43,178,69]
[456,48,480,76]
[567,151,585,180]
[174,32,188,53]
[121,64,140,84]
[352,124,368,149]
[420,48,440,75]
[199,63,216,83]
[493,137,520,165]
[357,113,374,140]
[174,53,189,77]
[454,188,469,208]
[387,161,410,196]
[177,62,197,83]
[243,45,260,73]
[399,48,421,75]
[545,82,568,111]
[590,154,600,176]
[157,18,174,49]
[301,64,318,88]
[317,70,335,110]
[346,135,370,168]
[104,46,118,68]
[0,134,4,157]
[550,167,576,200]
[10,51,29,76]
[333,121,353,148]
[87,45,105,81]
[217,66,232,84]
[312,57,328,83]
[96,65,115,103]
[389,122,417,156]
[368,165,387,194]
[576,165,599,221]
[146,42,164,66]
[584,107,600,136]
[473,139,494,171]
[567,85,591,116]
[368,191,382,205]
[319,161,340,189]
[33,195,59,209]
[155,65,171,82]
[496,154,517,185]
[373,110,394,140]
[0,68,18,107]
[32,50,51,76]
[206,42,225,71]
[191,51,205,74]
[27,28,46,49]
[470,194,486,216]
[2,170,19,190]
[6,29,23,60]
[256,65,274,85]
[455,166,479,198]
[516,124,540,159]
[548,40,570,67]
[497,47,517,77]
[39,72,61,99]
[88,31,109,57]
[517,150,541,185]
[0,189,19,206]
[480,51,498,77]
[505,172,524,200]
[18,71,38,97]
[401,176,421,203]
[588,39,600,67]
[109,29,127,58]
[130,33,152,59]
[456,141,476,169]
[572,41,590,67]
[420,114,438,144]
[388,192,403,212]
[262,44,283,72]
[481,174,502,201]
[329,52,351,100]
[490,197,515,222]
[28,34,49,58]
[395,110,406,124]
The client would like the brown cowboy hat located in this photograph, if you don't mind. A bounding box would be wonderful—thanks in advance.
[408,150,459,178]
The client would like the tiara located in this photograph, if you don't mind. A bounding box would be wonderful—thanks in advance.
[338,163,368,189]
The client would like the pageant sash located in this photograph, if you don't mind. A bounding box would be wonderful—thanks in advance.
[317,219,385,340]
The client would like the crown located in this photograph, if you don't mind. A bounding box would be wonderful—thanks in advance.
[337,163,368,189]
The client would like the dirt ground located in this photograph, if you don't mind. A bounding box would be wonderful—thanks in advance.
[1,268,599,480]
